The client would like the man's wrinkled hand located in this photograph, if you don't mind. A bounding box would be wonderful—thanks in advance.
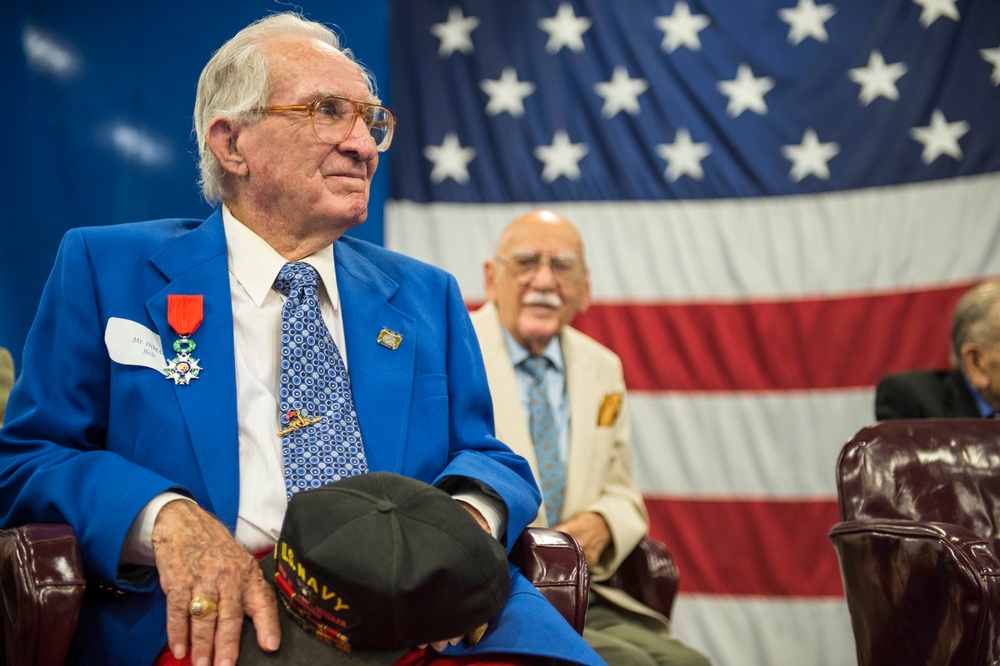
[555,511,612,567]
[152,499,281,666]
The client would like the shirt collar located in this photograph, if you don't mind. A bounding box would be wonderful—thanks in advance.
[222,205,340,311]
[501,327,565,373]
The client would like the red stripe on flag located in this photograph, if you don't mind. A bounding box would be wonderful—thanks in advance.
[646,496,843,597]
[567,283,975,391]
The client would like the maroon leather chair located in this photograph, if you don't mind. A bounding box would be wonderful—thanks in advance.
[513,532,679,629]
[0,525,677,664]
[0,524,85,666]
[829,419,1000,666]
[0,525,589,665]
[605,536,679,620]
[510,527,591,633]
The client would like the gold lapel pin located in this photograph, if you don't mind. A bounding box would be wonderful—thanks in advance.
[377,327,403,350]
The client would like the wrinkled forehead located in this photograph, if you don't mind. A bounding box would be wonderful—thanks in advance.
[498,222,585,260]
[263,36,372,101]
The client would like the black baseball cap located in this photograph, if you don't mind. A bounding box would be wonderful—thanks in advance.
[239,472,512,663]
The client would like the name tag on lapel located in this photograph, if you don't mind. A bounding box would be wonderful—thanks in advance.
[104,317,168,375]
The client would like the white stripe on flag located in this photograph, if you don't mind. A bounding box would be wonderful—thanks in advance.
[671,595,856,666]
[629,388,874,496]
[386,172,1000,302]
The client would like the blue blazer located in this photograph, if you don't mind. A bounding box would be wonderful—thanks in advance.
[0,211,602,665]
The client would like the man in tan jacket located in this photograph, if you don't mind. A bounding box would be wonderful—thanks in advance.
[0,347,13,426]
[471,210,709,666]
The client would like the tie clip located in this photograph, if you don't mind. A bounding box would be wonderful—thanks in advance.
[278,408,322,436]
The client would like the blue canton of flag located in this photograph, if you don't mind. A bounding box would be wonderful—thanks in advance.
[390,0,1000,203]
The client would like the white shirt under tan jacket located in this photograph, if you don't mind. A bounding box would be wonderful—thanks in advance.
[470,301,671,633]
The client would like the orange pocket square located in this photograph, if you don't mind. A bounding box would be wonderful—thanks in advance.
[597,392,622,427]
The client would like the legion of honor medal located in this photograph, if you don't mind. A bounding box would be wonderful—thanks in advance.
[164,294,204,385]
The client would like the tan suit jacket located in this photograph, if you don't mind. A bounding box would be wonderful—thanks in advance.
[0,347,13,426]
[471,302,670,632]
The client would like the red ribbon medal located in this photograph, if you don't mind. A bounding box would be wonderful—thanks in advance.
[164,294,204,385]
[167,294,203,337]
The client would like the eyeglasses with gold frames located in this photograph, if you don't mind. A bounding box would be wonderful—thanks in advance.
[494,251,586,285]
[263,95,396,152]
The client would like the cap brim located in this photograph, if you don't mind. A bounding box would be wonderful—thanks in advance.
[238,555,407,665]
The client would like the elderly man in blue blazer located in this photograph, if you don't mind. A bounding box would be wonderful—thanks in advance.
[0,13,601,666]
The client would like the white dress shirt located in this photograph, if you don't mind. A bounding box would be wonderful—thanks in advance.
[122,207,499,564]
[224,206,349,552]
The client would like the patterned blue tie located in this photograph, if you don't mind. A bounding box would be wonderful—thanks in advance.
[275,262,368,498]
[521,355,565,526]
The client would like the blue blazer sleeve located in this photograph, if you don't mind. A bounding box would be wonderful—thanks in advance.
[0,228,186,588]
[334,238,540,551]
[433,273,542,547]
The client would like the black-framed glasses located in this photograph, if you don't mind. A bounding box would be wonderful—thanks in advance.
[494,251,585,284]
[263,95,396,152]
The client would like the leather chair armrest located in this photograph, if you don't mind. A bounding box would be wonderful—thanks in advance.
[0,523,86,666]
[604,536,679,619]
[829,519,1000,666]
[510,527,590,634]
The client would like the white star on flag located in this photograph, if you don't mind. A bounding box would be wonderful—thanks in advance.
[480,68,536,117]
[781,129,839,181]
[778,0,836,45]
[909,109,969,164]
[981,46,1000,86]
[538,3,592,54]
[717,64,775,117]
[423,133,476,183]
[656,128,712,181]
[912,0,960,27]
[430,6,480,56]
[533,130,589,182]
[594,67,649,118]
[654,1,711,53]
[848,50,907,105]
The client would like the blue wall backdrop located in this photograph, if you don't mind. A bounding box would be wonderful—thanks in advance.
[3,1,391,366]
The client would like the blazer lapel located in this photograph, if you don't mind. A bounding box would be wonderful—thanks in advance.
[476,305,537,466]
[472,303,544,522]
[562,330,605,516]
[334,241,415,472]
[146,211,240,529]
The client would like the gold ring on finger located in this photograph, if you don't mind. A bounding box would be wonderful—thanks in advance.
[188,595,218,620]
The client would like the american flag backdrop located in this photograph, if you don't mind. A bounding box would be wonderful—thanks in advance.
[385,1,1000,663]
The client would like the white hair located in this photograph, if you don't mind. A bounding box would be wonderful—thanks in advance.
[952,278,1000,369]
[193,12,376,204]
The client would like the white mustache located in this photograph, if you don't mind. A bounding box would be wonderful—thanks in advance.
[522,291,563,308]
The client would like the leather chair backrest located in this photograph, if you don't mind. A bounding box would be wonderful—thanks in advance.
[838,419,1000,551]
[0,523,86,665]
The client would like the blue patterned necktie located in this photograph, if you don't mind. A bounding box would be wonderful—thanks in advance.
[521,355,565,526]
[275,262,368,498]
